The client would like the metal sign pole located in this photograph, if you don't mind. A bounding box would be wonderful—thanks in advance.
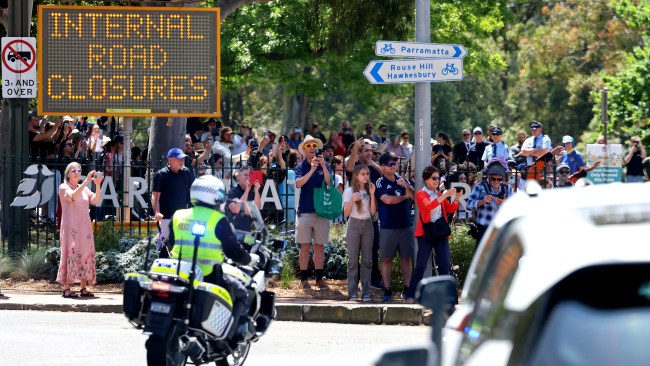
[414,0,432,277]
[5,0,32,252]
[601,88,608,145]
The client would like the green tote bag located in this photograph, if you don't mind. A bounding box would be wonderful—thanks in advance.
[313,182,343,220]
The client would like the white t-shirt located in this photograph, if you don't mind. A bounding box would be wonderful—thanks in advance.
[343,187,371,220]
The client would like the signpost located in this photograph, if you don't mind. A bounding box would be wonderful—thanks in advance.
[37,5,221,117]
[375,40,467,59]
[365,24,468,279]
[363,59,464,84]
[1,37,37,98]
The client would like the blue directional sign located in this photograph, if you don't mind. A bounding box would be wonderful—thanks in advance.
[375,41,467,59]
[363,59,463,84]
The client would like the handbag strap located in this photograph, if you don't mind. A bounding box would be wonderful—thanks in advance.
[418,191,447,224]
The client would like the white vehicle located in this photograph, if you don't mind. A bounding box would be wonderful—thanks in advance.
[376,181,650,366]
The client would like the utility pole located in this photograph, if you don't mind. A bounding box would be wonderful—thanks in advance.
[3,0,32,252]
[414,0,432,277]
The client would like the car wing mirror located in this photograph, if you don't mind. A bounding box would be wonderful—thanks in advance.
[416,275,458,366]
[374,345,439,366]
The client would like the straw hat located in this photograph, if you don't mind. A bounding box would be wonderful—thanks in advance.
[298,135,323,157]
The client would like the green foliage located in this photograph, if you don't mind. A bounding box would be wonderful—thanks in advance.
[450,224,477,289]
[94,221,128,253]
[279,255,297,289]
[13,250,49,280]
[95,237,154,284]
[281,223,348,280]
[0,253,15,279]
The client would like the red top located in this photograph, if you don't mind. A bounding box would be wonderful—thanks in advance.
[414,189,459,238]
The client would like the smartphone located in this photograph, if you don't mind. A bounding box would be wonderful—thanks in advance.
[263,131,269,138]
[509,175,515,184]
[249,170,263,186]
[315,148,322,156]
[95,171,104,178]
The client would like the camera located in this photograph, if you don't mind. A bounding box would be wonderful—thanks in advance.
[634,142,640,147]
[509,175,516,184]
[315,148,322,157]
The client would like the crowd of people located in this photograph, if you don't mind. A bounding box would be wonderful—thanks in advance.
[26,112,650,303]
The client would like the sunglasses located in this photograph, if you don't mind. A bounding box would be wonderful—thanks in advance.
[463,133,470,136]
[430,176,440,181]
[385,162,397,167]
[559,170,570,175]
[490,176,503,182]
[70,169,82,173]
[474,132,482,135]
[303,143,319,149]
[373,152,381,155]
[491,133,502,136]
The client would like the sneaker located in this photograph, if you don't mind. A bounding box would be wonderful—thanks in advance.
[301,280,310,289]
[381,288,393,302]
[316,279,330,290]
[349,294,359,302]
[370,280,385,290]
[362,294,372,302]
[404,297,415,304]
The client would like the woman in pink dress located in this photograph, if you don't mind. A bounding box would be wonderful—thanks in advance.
[57,162,103,298]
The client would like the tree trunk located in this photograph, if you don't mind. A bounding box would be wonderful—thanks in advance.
[148,117,187,171]
[282,91,309,136]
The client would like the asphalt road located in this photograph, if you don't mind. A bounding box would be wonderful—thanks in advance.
[0,310,430,366]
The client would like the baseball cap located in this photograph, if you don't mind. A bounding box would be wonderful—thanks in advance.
[556,163,570,172]
[167,148,187,159]
[486,162,506,177]
[472,127,483,134]
[530,120,543,128]
[62,115,74,122]
[562,135,574,144]
[378,152,398,165]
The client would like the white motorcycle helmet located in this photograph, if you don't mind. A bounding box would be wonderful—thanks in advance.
[190,175,225,207]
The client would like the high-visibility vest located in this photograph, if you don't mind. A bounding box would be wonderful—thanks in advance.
[170,206,225,276]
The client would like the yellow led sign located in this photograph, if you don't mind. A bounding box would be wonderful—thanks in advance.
[38,5,220,117]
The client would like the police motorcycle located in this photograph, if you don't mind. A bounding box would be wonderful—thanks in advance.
[123,179,283,366]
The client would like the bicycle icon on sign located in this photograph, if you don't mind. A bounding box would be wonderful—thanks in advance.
[441,63,459,76]
[380,43,396,55]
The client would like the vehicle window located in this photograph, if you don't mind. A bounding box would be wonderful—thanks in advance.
[464,219,518,302]
[512,263,650,366]
[458,231,524,363]
[528,302,650,366]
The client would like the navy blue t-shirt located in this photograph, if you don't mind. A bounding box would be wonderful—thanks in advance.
[152,166,195,219]
[375,173,413,229]
[295,159,333,214]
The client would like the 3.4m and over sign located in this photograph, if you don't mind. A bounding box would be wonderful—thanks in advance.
[37,5,220,117]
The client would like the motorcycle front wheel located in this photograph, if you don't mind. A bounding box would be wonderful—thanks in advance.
[145,326,187,366]
[215,342,251,366]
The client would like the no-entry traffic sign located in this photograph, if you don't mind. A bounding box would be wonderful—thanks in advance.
[1,37,37,98]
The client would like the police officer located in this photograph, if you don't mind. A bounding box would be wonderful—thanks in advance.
[166,175,259,342]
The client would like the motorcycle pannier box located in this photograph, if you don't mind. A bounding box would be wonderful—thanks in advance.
[123,273,148,324]
[191,281,234,339]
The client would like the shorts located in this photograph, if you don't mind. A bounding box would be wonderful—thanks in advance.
[379,228,415,259]
[296,213,330,245]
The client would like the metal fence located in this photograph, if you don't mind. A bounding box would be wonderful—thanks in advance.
[1,150,559,254]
